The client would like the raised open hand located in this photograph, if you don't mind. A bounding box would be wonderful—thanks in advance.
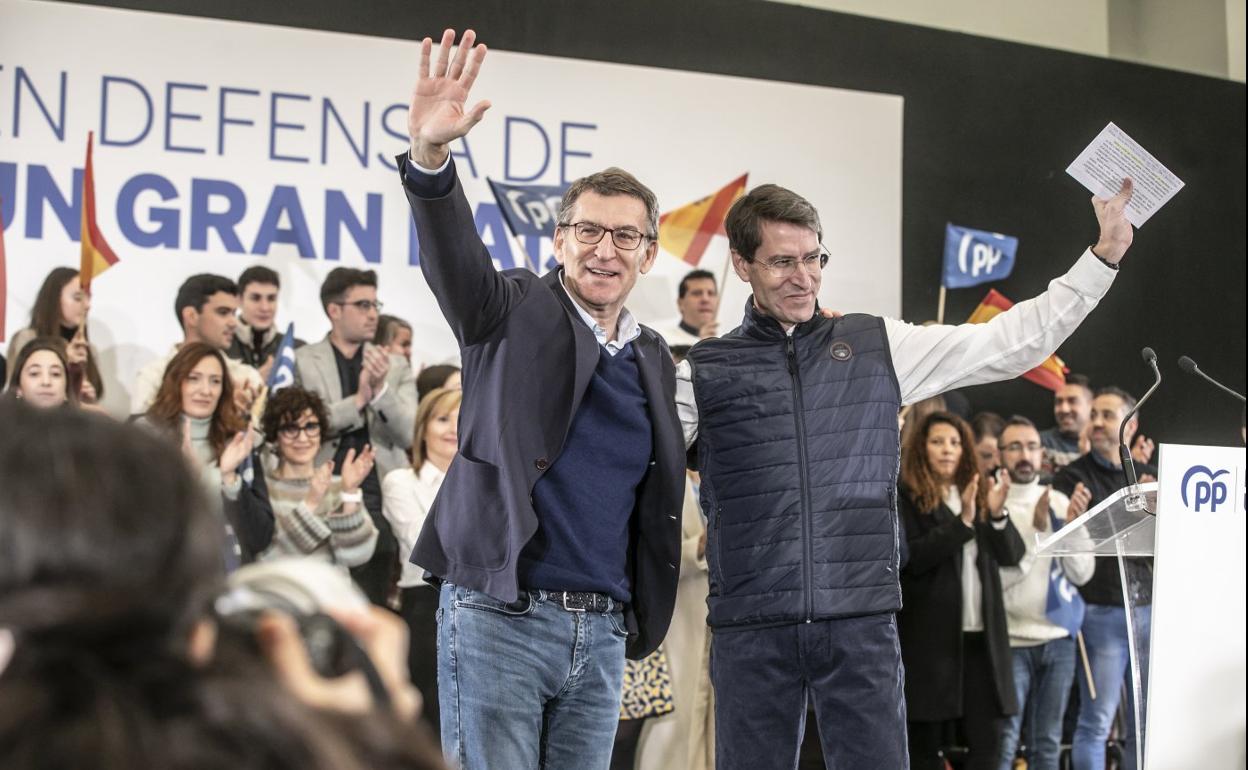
[340,445,376,494]
[959,474,980,527]
[218,429,255,479]
[408,28,491,168]
[1091,177,1134,265]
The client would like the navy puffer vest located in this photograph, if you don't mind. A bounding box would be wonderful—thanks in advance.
[689,305,903,629]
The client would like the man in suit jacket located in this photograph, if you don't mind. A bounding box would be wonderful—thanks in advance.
[399,29,684,770]
[295,267,416,605]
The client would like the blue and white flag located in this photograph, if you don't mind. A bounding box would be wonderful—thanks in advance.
[942,223,1018,289]
[1044,510,1087,637]
[487,178,569,272]
[242,322,295,486]
[267,322,297,393]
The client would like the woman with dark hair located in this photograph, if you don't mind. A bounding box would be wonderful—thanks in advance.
[140,342,268,569]
[898,411,1024,770]
[248,386,378,568]
[0,400,445,770]
[5,266,105,405]
[5,337,73,409]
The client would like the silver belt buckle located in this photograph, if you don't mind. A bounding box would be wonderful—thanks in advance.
[560,591,587,612]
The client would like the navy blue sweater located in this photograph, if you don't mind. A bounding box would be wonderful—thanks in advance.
[518,343,652,601]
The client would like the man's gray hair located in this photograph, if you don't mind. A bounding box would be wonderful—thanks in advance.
[557,167,659,238]
[725,184,823,261]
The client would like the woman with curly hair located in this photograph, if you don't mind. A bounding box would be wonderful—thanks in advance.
[140,342,270,569]
[246,386,378,569]
[898,411,1024,770]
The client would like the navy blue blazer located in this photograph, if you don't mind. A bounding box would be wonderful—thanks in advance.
[398,158,686,658]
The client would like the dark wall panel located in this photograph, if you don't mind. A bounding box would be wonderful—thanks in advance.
[69,0,1248,445]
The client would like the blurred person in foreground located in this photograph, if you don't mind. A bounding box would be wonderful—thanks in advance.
[0,400,444,769]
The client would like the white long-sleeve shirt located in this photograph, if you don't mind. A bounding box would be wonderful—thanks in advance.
[382,461,446,588]
[999,479,1096,647]
[675,249,1117,446]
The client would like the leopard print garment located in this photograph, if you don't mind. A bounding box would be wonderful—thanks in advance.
[619,645,675,720]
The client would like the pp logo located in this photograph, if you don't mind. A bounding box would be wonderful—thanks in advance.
[958,233,1004,279]
[1180,465,1230,512]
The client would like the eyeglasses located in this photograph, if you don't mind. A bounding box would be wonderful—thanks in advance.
[333,300,384,313]
[558,221,651,251]
[278,422,322,440]
[1000,442,1043,454]
[750,250,830,277]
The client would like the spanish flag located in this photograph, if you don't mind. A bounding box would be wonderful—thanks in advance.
[79,132,119,293]
[967,289,1069,392]
[658,173,748,266]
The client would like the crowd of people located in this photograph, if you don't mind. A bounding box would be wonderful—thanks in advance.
[0,26,1216,770]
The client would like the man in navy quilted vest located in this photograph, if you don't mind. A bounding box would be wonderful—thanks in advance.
[675,181,1135,769]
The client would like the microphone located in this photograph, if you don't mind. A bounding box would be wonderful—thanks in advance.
[1119,347,1161,503]
[1178,356,1246,403]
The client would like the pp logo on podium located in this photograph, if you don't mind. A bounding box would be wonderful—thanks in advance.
[1180,465,1230,512]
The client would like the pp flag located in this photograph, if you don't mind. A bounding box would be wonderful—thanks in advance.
[242,323,296,485]
[942,224,1017,289]
[1044,511,1087,637]
[486,178,569,272]
[267,323,298,392]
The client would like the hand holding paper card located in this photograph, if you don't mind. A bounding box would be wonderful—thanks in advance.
[1066,122,1184,227]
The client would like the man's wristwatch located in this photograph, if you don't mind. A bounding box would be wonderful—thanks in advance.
[989,507,1010,523]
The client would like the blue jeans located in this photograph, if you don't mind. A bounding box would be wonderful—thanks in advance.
[437,583,628,770]
[997,637,1077,770]
[1071,603,1152,770]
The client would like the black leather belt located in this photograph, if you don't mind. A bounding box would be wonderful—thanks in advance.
[538,590,614,613]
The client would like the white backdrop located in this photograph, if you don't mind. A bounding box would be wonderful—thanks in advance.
[0,0,903,415]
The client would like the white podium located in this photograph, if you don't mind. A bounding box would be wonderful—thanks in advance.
[1037,444,1246,770]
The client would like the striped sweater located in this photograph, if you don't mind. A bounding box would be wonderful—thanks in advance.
[259,469,378,568]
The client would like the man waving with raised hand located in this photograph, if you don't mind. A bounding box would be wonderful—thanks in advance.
[397,29,686,770]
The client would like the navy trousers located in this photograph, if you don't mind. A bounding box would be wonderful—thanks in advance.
[711,613,909,770]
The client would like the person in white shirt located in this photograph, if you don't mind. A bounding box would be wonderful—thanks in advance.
[130,274,263,416]
[382,385,462,739]
[995,416,1094,770]
[653,269,720,347]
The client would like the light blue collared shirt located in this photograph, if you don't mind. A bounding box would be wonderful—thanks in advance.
[557,271,640,357]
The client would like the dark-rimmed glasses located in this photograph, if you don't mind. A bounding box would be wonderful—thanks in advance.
[558,221,651,251]
[278,421,322,440]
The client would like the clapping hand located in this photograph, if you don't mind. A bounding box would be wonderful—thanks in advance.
[1031,486,1053,531]
[340,446,376,495]
[1066,482,1092,523]
[218,430,255,482]
[303,461,334,511]
[408,29,490,169]
[984,469,1010,519]
[959,474,980,527]
[1130,434,1155,465]
[363,344,391,391]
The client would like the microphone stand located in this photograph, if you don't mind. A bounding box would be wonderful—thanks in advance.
[1120,347,1161,513]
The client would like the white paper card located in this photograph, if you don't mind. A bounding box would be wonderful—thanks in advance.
[1066,122,1184,227]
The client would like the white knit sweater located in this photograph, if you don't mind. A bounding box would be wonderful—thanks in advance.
[999,479,1095,647]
